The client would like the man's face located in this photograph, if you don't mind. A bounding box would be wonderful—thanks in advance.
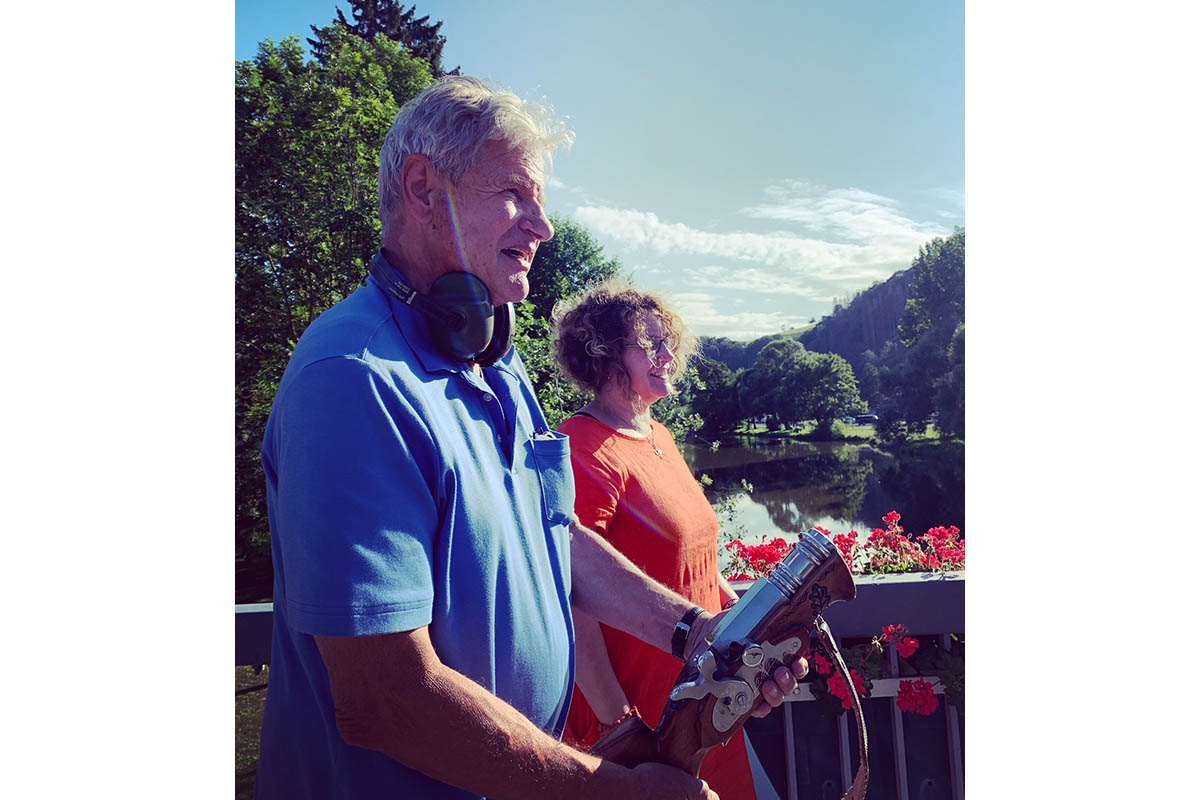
[433,139,554,306]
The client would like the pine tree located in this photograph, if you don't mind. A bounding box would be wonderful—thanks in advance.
[307,1,457,77]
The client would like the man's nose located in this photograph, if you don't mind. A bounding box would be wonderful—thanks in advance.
[522,200,554,242]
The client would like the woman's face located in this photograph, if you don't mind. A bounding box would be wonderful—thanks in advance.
[618,313,677,404]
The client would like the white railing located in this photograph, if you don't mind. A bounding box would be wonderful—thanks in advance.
[236,570,964,800]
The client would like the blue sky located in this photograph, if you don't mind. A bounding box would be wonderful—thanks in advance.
[237,0,964,340]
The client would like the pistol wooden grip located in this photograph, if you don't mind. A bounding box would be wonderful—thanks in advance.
[587,713,709,776]
[588,715,665,769]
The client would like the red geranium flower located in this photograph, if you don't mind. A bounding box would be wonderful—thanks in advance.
[827,669,868,710]
[896,679,939,715]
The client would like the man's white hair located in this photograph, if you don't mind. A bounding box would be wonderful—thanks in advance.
[378,76,574,227]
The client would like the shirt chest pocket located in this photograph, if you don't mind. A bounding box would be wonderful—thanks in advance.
[527,431,576,527]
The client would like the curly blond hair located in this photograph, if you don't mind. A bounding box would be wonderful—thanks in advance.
[551,278,697,397]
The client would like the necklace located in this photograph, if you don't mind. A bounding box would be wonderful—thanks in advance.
[649,424,663,458]
[579,401,662,457]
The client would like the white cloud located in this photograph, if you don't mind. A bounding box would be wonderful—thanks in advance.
[741,179,945,249]
[565,180,958,339]
[574,205,890,283]
[547,176,585,195]
[679,265,829,300]
[573,184,946,290]
[666,291,803,340]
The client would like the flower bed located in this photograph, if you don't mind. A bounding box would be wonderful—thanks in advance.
[723,511,965,717]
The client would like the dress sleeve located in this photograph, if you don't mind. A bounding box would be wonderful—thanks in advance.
[269,356,440,637]
[557,418,624,539]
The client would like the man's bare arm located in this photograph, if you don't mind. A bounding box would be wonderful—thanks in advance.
[568,520,695,653]
[315,627,716,800]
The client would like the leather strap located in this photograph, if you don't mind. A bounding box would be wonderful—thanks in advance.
[816,616,869,800]
[671,606,704,660]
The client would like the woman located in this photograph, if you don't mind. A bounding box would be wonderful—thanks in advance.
[551,280,756,799]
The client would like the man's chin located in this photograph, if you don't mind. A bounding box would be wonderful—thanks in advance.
[495,273,529,305]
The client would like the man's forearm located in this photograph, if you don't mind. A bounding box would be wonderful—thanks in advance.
[317,629,642,800]
[568,521,697,654]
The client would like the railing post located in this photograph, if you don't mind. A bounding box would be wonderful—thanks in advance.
[783,701,798,800]
[889,644,910,800]
[943,634,965,800]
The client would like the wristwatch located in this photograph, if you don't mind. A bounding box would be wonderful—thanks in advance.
[671,605,705,660]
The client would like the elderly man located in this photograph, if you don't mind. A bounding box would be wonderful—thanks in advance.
[254,76,805,800]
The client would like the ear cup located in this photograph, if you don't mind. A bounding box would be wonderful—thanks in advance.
[474,301,514,367]
[427,272,503,363]
[370,251,512,365]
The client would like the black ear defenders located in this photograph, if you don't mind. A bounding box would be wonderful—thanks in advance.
[369,251,514,367]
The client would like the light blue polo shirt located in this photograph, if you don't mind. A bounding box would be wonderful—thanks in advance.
[255,275,576,800]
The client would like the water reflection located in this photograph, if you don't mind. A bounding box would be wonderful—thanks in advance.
[682,436,964,543]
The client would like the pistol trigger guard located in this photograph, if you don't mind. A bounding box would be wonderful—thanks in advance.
[668,652,756,733]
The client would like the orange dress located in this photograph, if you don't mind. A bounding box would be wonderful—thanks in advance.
[560,414,757,799]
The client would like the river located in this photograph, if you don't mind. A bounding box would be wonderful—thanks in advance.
[680,436,964,555]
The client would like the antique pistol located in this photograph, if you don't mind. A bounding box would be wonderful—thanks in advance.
[589,528,868,798]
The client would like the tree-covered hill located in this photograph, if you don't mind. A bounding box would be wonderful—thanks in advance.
[798,269,913,382]
[698,227,964,441]
[699,325,812,373]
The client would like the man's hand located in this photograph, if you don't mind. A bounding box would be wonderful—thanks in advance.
[683,610,809,718]
[630,763,718,799]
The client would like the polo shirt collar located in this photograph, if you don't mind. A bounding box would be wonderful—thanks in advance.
[367,273,521,378]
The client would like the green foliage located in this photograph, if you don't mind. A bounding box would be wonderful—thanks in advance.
[526,214,625,321]
[307,1,456,77]
[510,300,588,429]
[738,339,867,431]
[710,477,754,547]
[932,323,965,440]
[510,214,624,427]
[652,366,706,442]
[235,30,434,559]
[899,228,965,348]
[875,228,965,439]
[690,358,742,434]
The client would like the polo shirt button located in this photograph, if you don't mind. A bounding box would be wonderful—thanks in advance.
[483,394,494,402]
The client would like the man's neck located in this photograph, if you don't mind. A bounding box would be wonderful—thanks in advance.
[380,243,437,295]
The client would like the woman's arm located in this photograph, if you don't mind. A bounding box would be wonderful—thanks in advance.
[717,572,740,609]
[571,610,632,726]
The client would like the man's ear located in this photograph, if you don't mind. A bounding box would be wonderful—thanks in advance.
[401,154,441,224]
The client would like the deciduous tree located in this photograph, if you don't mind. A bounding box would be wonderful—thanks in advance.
[236,31,433,560]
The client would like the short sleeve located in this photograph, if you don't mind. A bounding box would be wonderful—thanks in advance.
[557,418,624,539]
[269,356,440,637]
